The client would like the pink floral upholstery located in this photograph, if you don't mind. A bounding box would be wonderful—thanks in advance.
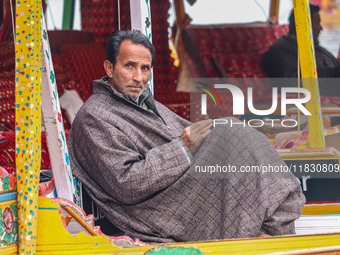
[0,131,52,169]
[0,77,15,131]
[60,43,107,101]
[187,24,289,79]
[0,41,14,71]
[47,30,94,54]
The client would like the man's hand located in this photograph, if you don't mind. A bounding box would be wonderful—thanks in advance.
[180,120,212,154]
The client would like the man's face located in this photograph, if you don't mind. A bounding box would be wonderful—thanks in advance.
[105,40,152,100]
[311,12,322,44]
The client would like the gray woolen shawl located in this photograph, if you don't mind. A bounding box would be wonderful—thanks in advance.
[67,78,305,243]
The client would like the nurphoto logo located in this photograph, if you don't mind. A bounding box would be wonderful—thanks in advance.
[193,79,312,129]
[200,84,311,116]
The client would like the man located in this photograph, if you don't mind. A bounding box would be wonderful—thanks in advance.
[261,5,340,94]
[68,29,305,243]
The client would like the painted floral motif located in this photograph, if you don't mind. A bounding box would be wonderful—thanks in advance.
[145,17,151,28]
[0,175,16,193]
[58,112,62,123]
[3,207,13,235]
[43,29,48,41]
[74,179,82,207]
[9,175,15,189]
[0,203,17,246]
[50,70,55,84]
[143,0,152,40]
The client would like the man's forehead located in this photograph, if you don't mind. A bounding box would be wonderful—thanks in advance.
[117,40,152,63]
[120,40,150,53]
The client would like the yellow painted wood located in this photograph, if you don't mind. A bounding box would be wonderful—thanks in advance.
[118,234,340,255]
[98,233,340,255]
[36,197,340,255]
[15,1,42,254]
[279,148,340,160]
[293,0,325,148]
[302,203,340,215]
[36,197,118,254]
[0,245,18,255]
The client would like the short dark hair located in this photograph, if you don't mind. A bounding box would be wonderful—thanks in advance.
[106,29,156,68]
[288,4,320,35]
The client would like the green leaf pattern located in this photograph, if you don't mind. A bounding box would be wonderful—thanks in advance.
[9,204,17,217]
[2,177,9,190]
[12,221,18,235]
[50,71,55,84]
[144,0,152,41]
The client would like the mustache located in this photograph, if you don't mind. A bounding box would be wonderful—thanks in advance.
[128,82,149,88]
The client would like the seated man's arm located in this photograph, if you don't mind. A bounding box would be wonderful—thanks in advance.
[69,112,193,206]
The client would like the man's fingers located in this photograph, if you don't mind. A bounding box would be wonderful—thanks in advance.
[191,124,211,141]
[199,123,212,135]
[180,120,213,154]
[192,119,212,129]
[191,119,212,133]
[201,128,211,140]
[192,129,211,145]
[190,127,212,153]
[191,120,212,138]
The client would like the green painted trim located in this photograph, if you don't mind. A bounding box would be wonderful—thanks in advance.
[62,0,75,29]
[145,246,205,255]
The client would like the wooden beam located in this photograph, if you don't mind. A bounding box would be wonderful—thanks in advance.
[15,0,42,253]
[174,0,186,25]
[293,0,325,148]
[269,0,280,24]
[41,13,75,202]
[173,0,191,28]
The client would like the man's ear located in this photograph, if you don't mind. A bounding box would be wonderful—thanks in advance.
[104,60,114,78]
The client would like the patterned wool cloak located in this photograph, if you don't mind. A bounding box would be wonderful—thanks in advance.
[68,78,305,243]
